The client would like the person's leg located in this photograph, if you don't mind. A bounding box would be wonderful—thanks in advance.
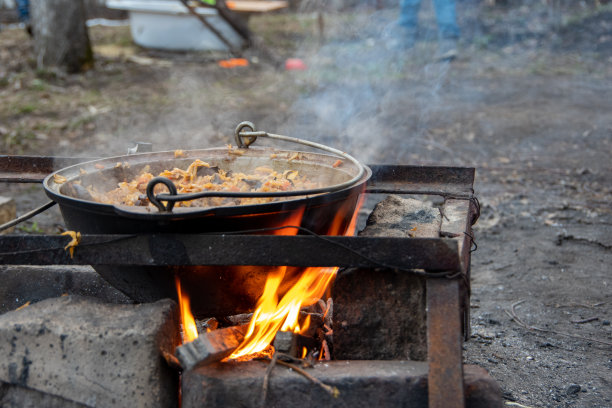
[398,0,421,31]
[393,0,421,49]
[15,0,30,23]
[432,0,459,39]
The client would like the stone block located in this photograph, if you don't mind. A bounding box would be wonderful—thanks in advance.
[360,195,441,238]
[0,383,87,408]
[182,361,501,408]
[0,296,180,408]
[0,265,132,315]
[333,195,441,361]
[0,196,16,234]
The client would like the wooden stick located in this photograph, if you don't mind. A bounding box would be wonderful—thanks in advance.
[571,317,599,324]
[260,352,279,408]
[178,0,237,53]
[505,300,612,347]
[274,359,339,398]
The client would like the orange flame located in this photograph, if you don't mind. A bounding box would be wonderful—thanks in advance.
[173,190,365,358]
[230,193,364,359]
[175,275,198,343]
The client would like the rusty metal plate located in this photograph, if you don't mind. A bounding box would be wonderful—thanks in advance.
[0,234,460,270]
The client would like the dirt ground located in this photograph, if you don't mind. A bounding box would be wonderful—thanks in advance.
[1,1,611,407]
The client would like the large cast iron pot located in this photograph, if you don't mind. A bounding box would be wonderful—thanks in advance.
[43,123,370,317]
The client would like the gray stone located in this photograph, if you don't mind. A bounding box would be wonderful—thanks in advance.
[182,361,501,408]
[0,265,133,315]
[333,195,441,361]
[0,295,180,408]
[0,383,88,408]
[566,384,581,396]
[361,195,441,238]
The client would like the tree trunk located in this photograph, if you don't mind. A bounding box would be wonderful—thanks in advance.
[30,0,93,73]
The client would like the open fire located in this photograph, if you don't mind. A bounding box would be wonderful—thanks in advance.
[2,155,497,407]
[175,196,363,362]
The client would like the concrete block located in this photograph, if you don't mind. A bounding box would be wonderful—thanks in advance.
[0,383,88,408]
[0,295,180,408]
[0,196,16,234]
[0,265,133,315]
[333,195,441,361]
[182,361,501,408]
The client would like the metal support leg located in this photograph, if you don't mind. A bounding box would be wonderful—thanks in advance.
[427,278,465,408]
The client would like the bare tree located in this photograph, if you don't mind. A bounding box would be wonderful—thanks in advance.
[30,0,93,73]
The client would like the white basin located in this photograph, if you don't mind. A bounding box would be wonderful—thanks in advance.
[106,0,245,51]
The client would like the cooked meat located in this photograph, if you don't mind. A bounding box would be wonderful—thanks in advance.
[85,159,323,209]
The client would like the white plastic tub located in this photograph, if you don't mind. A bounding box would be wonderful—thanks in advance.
[106,0,244,51]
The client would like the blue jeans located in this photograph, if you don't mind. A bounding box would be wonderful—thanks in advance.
[399,0,459,39]
[16,0,30,22]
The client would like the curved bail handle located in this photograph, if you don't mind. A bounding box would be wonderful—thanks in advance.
[146,177,178,212]
[234,121,258,148]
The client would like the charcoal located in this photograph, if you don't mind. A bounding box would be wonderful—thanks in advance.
[272,331,317,358]
[223,313,252,326]
[196,317,219,334]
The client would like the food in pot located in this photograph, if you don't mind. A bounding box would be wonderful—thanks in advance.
[80,159,324,208]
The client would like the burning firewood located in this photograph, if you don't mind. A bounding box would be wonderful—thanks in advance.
[272,331,317,358]
[175,324,248,371]
[196,317,219,334]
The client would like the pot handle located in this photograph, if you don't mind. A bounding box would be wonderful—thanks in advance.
[145,122,367,213]
[147,177,177,212]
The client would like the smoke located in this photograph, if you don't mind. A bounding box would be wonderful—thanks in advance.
[269,4,460,165]
[82,0,610,169]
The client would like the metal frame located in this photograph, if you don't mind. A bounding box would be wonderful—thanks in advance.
[0,156,476,408]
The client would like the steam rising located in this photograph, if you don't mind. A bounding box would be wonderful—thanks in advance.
[82,1,611,172]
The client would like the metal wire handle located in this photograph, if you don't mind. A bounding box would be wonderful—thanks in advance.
[147,122,367,212]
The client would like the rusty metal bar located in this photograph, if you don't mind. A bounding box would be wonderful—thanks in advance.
[367,165,475,197]
[0,155,95,183]
[440,199,476,341]
[0,234,460,270]
[425,198,475,408]
[427,279,465,408]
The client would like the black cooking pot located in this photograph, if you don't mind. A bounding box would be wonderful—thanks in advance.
[43,124,370,317]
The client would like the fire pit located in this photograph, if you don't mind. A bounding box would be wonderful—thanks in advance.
[0,127,501,408]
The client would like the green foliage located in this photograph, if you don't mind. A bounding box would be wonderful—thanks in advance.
[29,78,47,92]
[17,104,38,114]
[18,222,43,234]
